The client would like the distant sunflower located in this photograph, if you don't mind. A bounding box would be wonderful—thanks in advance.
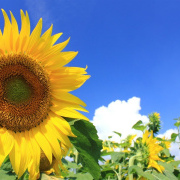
[142,130,164,173]
[0,9,90,179]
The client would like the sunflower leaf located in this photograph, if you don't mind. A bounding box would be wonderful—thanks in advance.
[129,165,155,180]
[66,172,93,180]
[0,170,16,180]
[69,120,102,180]
[40,173,63,179]
[171,133,178,141]
[158,161,179,179]
[113,131,122,137]
[111,152,125,163]
[18,171,29,180]
[132,120,146,132]
[1,156,12,171]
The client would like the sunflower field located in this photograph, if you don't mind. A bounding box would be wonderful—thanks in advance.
[0,9,180,180]
[1,113,180,179]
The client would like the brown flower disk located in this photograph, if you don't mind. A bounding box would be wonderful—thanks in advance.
[0,54,51,132]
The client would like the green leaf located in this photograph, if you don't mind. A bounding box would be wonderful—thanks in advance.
[18,171,29,180]
[66,171,93,180]
[161,149,170,157]
[72,173,93,180]
[67,118,81,126]
[171,133,178,141]
[129,165,172,180]
[101,150,114,156]
[113,131,122,137]
[168,160,180,167]
[174,121,180,127]
[132,120,143,127]
[69,120,102,180]
[66,161,80,169]
[111,152,125,163]
[1,156,12,171]
[40,173,63,180]
[151,170,169,180]
[0,170,16,180]
[158,161,179,179]
[100,169,116,179]
[132,120,146,131]
[128,165,155,180]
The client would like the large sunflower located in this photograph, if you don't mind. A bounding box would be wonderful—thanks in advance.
[0,9,90,179]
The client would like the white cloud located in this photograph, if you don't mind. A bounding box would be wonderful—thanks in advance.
[92,97,149,142]
[158,129,178,139]
[158,129,180,160]
[92,97,180,160]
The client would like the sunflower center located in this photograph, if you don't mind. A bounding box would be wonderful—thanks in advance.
[0,54,51,132]
[5,76,32,104]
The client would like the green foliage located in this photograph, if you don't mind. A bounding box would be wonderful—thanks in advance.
[0,156,16,180]
[174,117,180,128]
[147,113,161,134]
[113,131,122,138]
[69,120,102,180]
[0,170,16,180]
[171,133,178,141]
[1,114,180,179]
[111,152,125,163]
[132,120,146,132]
[158,161,178,179]
[129,165,155,180]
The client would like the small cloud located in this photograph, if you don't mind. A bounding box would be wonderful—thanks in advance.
[92,97,149,142]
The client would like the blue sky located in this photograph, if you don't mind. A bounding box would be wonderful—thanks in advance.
[1,0,180,135]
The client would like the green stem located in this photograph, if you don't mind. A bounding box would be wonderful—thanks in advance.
[128,155,140,180]
[75,149,78,164]
[74,149,78,174]
[118,165,122,180]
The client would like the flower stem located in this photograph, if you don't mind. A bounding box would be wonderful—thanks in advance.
[118,165,122,180]
[128,154,141,180]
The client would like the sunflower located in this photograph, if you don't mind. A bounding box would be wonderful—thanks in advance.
[142,130,164,173]
[0,9,90,179]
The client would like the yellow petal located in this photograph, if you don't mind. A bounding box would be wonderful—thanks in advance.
[40,122,62,161]
[18,132,31,178]
[50,75,90,91]
[47,120,72,148]
[18,10,30,52]
[52,108,89,121]
[0,130,14,166]
[10,11,19,50]
[51,98,88,113]
[9,133,21,175]
[49,112,76,137]
[28,159,40,180]
[26,18,42,52]
[44,51,78,68]
[39,38,70,62]
[51,91,86,107]
[31,126,52,164]
[35,32,63,60]
[51,33,63,46]
[27,130,41,172]
[1,9,11,52]
[20,10,30,38]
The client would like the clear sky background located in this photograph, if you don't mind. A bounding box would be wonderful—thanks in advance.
[1,0,180,154]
